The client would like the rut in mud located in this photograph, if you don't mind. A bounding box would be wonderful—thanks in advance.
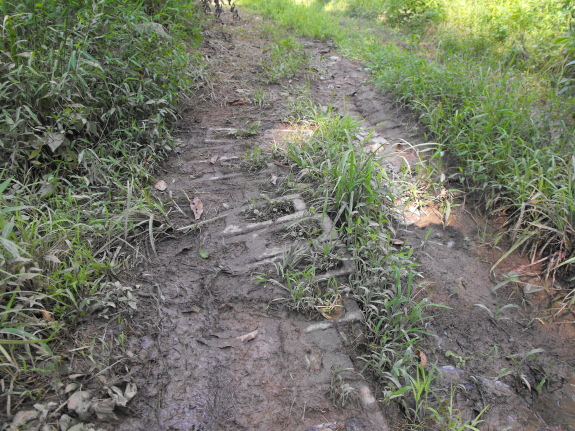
[19,8,574,431]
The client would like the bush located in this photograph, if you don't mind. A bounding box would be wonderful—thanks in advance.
[383,0,445,26]
[0,0,200,180]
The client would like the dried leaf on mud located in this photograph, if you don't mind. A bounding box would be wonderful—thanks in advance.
[197,329,258,349]
[523,284,545,294]
[92,398,117,421]
[65,383,79,394]
[273,161,289,168]
[67,391,94,421]
[190,197,203,220]
[108,383,137,407]
[210,154,219,164]
[227,99,249,106]
[44,132,68,153]
[270,174,278,185]
[236,329,258,342]
[154,180,168,191]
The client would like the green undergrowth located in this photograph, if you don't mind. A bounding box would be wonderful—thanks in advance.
[1,0,205,412]
[239,0,575,284]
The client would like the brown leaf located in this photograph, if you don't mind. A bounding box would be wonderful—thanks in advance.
[416,349,428,368]
[227,99,249,106]
[236,329,258,342]
[273,161,289,168]
[41,310,53,321]
[154,180,168,191]
[190,197,203,220]
[197,329,257,348]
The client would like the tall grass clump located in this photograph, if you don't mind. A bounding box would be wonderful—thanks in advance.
[1,0,204,413]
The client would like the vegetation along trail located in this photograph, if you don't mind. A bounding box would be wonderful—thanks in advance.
[1,0,574,430]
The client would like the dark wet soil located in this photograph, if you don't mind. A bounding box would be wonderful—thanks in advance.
[8,6,573,431]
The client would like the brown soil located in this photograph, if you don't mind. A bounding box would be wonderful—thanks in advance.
[7,6,574,431]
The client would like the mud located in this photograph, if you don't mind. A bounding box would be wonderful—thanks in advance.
[12,7,574,431]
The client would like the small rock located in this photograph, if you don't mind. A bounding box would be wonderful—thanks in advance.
[438,365,464,384]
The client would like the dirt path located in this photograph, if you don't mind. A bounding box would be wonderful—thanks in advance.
[113,14,405,431]
[45,9,574,431]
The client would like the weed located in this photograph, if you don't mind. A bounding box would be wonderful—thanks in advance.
[473,302,520,322]
[263,37,308,83]
[329,366,358,407]
[252,87,267,108]
[230,121,261,138]
[427,386,488,430]
[506,347,545,391]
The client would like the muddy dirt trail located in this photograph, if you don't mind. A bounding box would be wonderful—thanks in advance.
[55,9,574,431]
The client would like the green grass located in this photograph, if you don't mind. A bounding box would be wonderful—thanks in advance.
[0,0,205,411]
[238,0,575,284]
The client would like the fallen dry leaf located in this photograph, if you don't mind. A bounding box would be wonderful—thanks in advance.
[210,154,219,164]
[270,174,278,185]
[227,99,249,106]
[236,329,258,342]
[197,329,258,348]
[154,180,168,191]
[416,349,428,368]
[41,310,53,321]
[273,161,289,168]
[190,197,203,220]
